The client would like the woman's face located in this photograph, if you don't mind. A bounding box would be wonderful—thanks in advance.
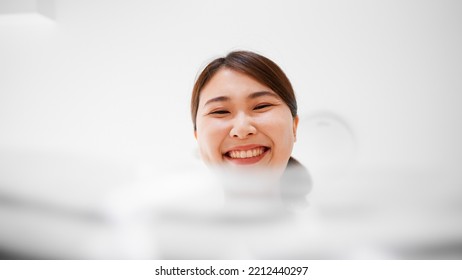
[195,68,298,176]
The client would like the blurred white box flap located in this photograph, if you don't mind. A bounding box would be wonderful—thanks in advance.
[0,0,54,19]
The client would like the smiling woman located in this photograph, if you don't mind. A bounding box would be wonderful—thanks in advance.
[191,51,311,206]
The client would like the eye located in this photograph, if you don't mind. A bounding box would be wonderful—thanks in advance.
[254,103,273,110]
[209,110,230,115]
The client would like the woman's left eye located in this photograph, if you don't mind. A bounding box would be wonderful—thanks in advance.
[254,104,273,110]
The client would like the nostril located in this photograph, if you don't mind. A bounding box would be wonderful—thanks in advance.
[232,131,254,139]
[230,122,257,138]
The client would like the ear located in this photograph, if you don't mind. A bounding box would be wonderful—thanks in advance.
[293,116,299,142]
[194,130,197,140]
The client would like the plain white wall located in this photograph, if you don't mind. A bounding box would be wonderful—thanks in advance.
[1,0,461,174]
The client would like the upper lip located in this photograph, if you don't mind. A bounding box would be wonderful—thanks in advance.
[223,144,269,154]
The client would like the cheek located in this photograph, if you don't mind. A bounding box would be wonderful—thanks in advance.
[196,120,229,161]
[258,113,295,160]
[269,121,295,150]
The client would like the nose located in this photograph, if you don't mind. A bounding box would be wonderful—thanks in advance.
[229,113,257,139]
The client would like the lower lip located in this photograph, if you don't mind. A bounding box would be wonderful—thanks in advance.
[224,149,269,165]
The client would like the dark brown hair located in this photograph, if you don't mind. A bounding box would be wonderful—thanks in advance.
[191,51,297,130]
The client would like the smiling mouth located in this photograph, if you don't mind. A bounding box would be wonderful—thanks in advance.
[224,146,270,163]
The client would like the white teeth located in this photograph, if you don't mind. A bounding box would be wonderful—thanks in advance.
[227,147,265,159]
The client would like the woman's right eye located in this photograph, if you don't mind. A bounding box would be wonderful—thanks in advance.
[209,110,230,115]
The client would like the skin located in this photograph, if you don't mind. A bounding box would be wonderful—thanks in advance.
[194,68,298,179]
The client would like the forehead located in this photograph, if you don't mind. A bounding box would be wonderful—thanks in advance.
[199,68,274,103]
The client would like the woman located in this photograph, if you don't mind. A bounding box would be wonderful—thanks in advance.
[191,50,311,207]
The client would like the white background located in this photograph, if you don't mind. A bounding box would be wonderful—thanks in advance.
[1,0,461,172]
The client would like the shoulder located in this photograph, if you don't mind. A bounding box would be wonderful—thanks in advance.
[280,157,312,208]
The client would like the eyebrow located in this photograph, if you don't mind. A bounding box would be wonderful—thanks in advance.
[248,91,280,100]
[203,91,280,107]
[203,96,230,107]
